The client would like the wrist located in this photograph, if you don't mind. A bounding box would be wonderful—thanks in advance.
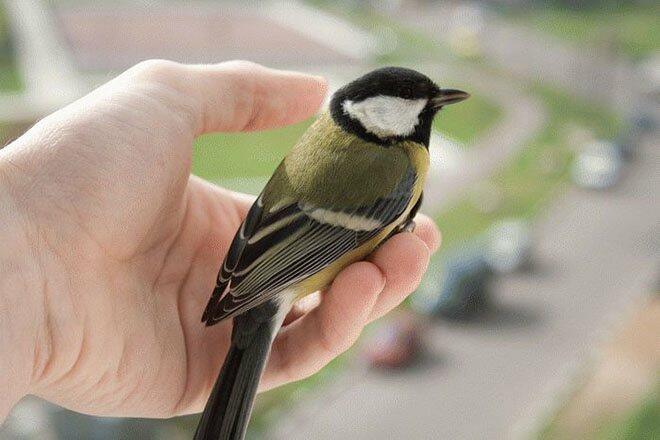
[0,159,45,421]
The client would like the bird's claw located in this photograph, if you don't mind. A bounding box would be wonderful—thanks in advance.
[401,220,416,233]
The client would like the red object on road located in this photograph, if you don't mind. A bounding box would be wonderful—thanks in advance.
[365,313,424,369]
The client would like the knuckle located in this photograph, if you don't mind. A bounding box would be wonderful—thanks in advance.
[216,60,269,131]
[317,316,340,357]
[126,60,200,132]
[220,60,264,96]
[131,59,183,84]
[319,326,339,357]
[223,59,263,72]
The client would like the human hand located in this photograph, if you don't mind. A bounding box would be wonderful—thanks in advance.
[0,60,440,420]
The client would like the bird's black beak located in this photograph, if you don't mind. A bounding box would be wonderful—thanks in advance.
[432,89,470,108]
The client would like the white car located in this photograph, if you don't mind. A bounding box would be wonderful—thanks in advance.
[485,219,533,274]
[571,140,623,190]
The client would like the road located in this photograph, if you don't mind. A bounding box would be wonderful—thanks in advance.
[271,136,659,439]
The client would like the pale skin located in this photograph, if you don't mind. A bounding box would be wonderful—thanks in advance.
[0,60,440,422]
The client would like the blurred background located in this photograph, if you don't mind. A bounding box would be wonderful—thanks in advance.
[0,0,658,439]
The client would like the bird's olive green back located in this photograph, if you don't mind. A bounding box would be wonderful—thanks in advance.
[261,113,421,210]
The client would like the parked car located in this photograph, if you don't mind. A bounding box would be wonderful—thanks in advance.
[630,109,656,134]
[571,140,623,189]
[485,219,533,274]
[614,132,638,161]
[412,245,493,320]
[365,312,424,369]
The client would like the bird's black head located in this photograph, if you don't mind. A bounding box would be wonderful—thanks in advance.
[330,67,469,147]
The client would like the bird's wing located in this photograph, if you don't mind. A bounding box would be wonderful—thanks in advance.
[202,166,417,325]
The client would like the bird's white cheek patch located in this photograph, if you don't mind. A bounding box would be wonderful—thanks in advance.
[342,96,427,138]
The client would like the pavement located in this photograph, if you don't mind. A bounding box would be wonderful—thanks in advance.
[271,136,659,439]
[53,0,369,72]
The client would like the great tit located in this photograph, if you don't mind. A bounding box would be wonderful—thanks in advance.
[194,67,469,440]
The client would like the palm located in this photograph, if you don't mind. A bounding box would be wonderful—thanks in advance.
[22,78,249,415]
[6,61,438,419]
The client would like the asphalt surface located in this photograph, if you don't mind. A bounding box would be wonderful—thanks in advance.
[272,136,659,439]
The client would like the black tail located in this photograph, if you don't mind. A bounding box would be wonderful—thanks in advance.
[194,311,277,440]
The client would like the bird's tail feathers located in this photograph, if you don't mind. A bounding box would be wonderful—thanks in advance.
[194,318,276,440]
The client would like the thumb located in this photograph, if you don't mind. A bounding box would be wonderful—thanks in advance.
[119,59,328,135]
[188,61,328,134]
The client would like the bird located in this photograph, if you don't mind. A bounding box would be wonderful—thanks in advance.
[194,66,469,440]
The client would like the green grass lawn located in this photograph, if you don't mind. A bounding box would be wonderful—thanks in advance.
[192,119,313,191]
[598,388,660,440]
[0,63,21,91]
[436,92,501,144]
[0,123,15,145]
[503,4,660,61]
